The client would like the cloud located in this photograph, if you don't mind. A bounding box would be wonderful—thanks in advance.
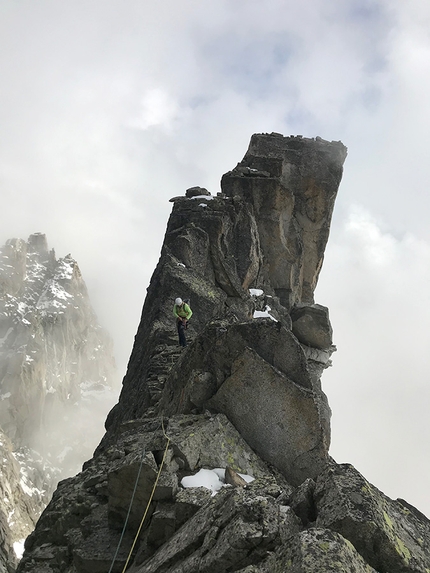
[130,89,181,131]
[0,0,430,516]
[316,205,430,514]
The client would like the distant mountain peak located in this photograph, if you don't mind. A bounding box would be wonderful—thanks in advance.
[27,232,49,254]
[0,233,118,567]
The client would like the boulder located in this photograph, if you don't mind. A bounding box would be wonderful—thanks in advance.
[225,467,248,488]
[67,505,132,573]
[241,528,378,573]
[287,477,316,525]
[314,464,430,573]
[173,487,213,529]
[161,319,315,417]
[291,303,333,349]
[128,484,302,573]
[208,347,329,486]
[107,450,178,531]
[165,414,270,477]
[185,186,211,197]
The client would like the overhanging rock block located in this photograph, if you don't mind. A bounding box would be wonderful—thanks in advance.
[208,347,329,486]
[291,303,333,349]
[161,319,317,416]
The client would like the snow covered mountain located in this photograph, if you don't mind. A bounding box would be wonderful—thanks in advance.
[0,233,118,567]
[0,428,56,570]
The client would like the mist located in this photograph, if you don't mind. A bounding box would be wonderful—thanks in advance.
[1,0,429,517]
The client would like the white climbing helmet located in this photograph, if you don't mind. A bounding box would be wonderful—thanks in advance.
[175,297,183,305]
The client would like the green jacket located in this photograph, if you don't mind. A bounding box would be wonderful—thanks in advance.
[173,302,192,320]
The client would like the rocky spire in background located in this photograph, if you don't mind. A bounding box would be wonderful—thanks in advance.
[0,233,117,569]
[16,136,430,573]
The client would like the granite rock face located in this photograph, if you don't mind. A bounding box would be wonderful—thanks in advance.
[105,134,344,440]
[0,430,39,573]
[14,134,430,573]
[221,133,346,307]
[0,233,117,456]
[314,464,430,573]
[0,234,117,569]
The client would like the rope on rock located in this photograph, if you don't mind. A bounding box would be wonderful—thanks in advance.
[107,443,147,573]
[120,418,171,573]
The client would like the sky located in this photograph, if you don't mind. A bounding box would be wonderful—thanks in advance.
[1,0,429,517]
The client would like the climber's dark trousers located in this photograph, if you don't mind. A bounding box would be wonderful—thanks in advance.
[177,319,187,347]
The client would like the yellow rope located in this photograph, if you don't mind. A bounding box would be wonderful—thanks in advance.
[121,419,171,572]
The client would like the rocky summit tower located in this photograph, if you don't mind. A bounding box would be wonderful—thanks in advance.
[16,135,430,573]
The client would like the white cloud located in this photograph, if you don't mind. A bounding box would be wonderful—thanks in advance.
[316,206,430,515]
[345,206,397,267]
[130,88,180,130]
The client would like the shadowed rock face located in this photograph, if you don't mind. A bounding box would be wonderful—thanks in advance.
[15,135,430,573]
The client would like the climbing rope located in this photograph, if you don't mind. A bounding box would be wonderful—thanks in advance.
[107,418,171,573]
[107,443,146,573]
[120,418,171,573]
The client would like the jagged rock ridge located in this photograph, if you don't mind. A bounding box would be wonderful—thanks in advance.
[0,233,117,569]
[16,135,430,573]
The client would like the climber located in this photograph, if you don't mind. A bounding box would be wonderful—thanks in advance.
[173,297,192,347]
